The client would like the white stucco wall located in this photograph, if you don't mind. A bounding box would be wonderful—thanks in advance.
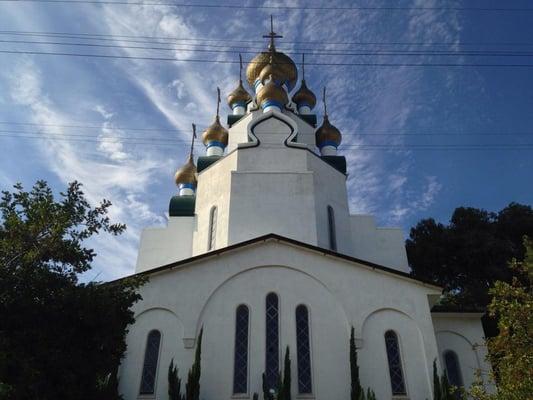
[432,313,494,392]
[120,239,442,400]
[136,217,195,273]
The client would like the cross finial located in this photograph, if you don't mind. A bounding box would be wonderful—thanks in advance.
[239,53,243,82]
[262,15,282,51]
[323,87,328,116]
[216,87,221,117]
[189,123,196,160]
[302,53,306,80]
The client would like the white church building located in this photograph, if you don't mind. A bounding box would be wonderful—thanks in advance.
[118,25,492,400]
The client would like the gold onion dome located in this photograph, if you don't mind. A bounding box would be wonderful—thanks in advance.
[202,116,229,147]
[174,156,197,187]
[256,76,289,109]
[227,80,252,109]
[316,115,342,148]
[246,50,298,91]
[292,79,316,109]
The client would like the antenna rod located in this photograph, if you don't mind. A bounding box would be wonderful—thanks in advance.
[302,53,305,80]
[216,87,221,117]
[239,53,243,82]
[323,87,328,116]
[190,123,196,159]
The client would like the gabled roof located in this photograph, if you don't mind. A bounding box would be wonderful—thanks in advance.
[120,233,442,290]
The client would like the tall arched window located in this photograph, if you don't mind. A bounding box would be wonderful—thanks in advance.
[139,330,161,395]
[444,350,463,388]
[295,305,312,394]
[384,330,406,396]
[327,206,337,251]
[208,206,217,250]
[265,293,279,391]
[233,305,250,394]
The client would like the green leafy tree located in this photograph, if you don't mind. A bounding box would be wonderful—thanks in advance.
[469,238,533,400]
[185,328,203,400]
[168,359,184,400]
[0,181,145,400]
[406,203,533,334]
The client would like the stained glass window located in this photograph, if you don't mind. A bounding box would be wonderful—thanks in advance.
[208,206,217,250]
[384,330,406,395]
[296,305,312,394]
[233,305,250,394]
[444,350,463,389]
[139,330,161,395]
[265,293,279,391]
[327,206,337,251]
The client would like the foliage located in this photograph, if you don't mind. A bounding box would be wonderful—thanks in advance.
[0,181,145,400]
[185,328,203,400]
[350,327,363,400]
[468,238,533,400]
[253,393,259,400]
[406,203,533,311]
[262,372,271,400]
[277,346,291,400]
[349,326,376,400]
[432,360,455,400]
[168,359,184,400]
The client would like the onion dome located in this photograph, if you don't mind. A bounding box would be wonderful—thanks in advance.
[202,115,229,147]
[292,79,316,110]
[227,80,252,110]
[256,76,289,110]
[246,50,298,91]
[174,155,197,187]
[315,115,342,149]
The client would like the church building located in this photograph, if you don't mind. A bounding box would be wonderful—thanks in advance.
[118,24,492,400]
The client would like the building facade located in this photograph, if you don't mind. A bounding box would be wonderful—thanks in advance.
[118,26,492,400]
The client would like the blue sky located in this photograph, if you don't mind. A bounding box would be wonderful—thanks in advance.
[0,0,532,280]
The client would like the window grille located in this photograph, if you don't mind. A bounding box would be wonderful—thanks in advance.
[233,305,250,394]
[296,305,312,393]
[139,330,161,395]
[444,350,463,389]
[208,206,217,250]
[327,206,337,251]
[384,330,406,395]
[265,293,279,391]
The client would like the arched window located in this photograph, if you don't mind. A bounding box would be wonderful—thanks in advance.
[233,305,250,394]
[296,305,312,394]
[208,206,217,250]
[327,206,337,251]
[139,330,161,395]
[384,330,406,396]
[265,293,279,391]
[444,350,463,388]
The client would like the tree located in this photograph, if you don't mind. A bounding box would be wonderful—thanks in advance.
[168,359,184,400]
[348,327,376,400]
[433,360,455,400]
[350,327,363,400]
[185,328,203,400]
[406,203,533,312]
[469,238,533,400]
[277,346,291,400]
[0,181,145,400]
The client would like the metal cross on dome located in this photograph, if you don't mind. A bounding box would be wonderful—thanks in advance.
[263,15,282,50]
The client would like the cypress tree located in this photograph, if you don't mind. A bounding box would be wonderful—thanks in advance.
[350,327,363,400]
[281,346,291,400]
[185,328,203,400]
[168,359,183,400]
[433,360,442,400]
